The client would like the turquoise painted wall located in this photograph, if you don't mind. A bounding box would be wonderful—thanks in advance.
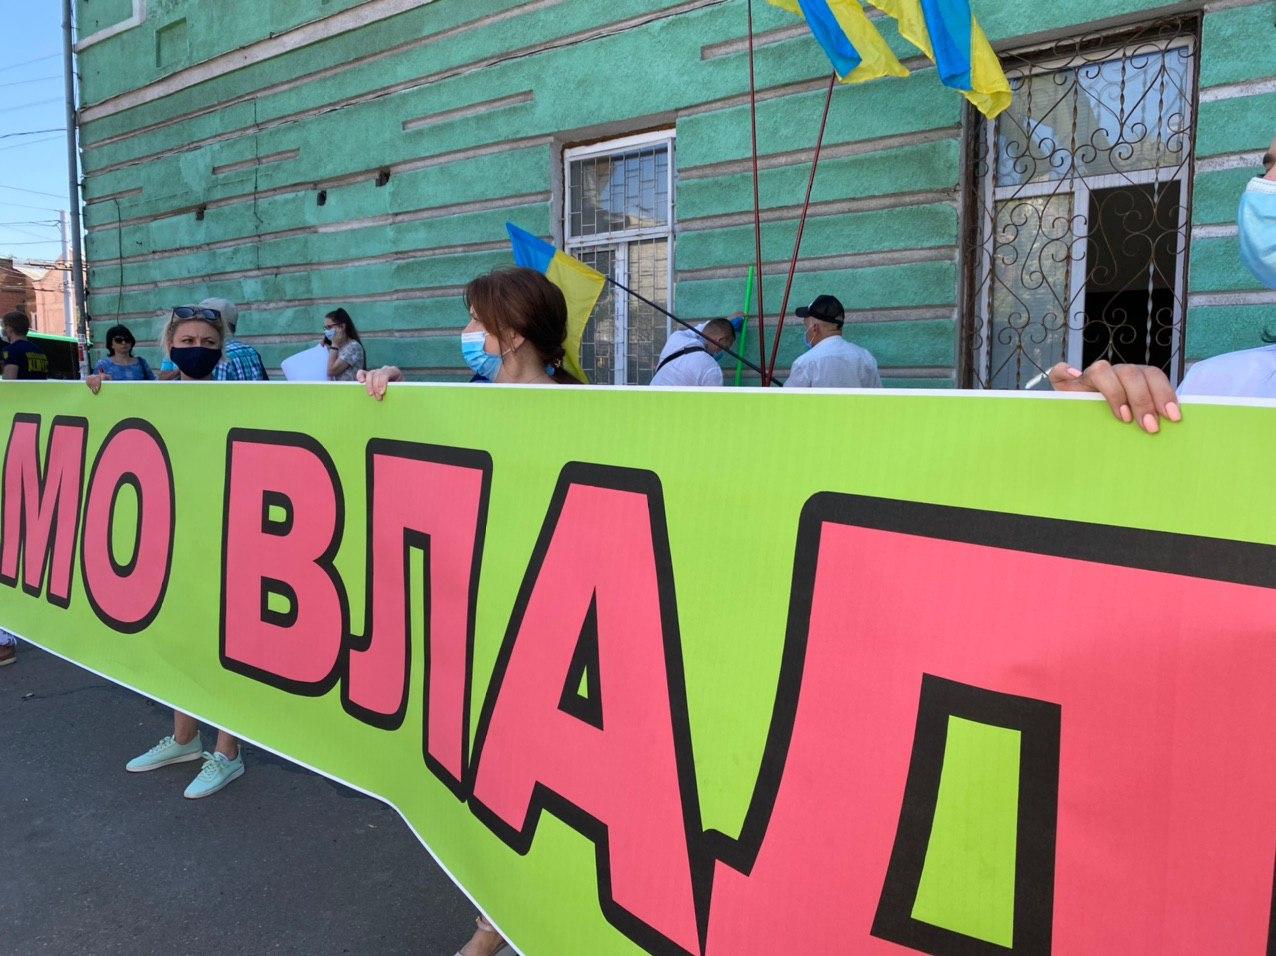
[74,0,1276,383]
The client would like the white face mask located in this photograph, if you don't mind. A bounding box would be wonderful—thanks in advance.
[1239,177,1276,290]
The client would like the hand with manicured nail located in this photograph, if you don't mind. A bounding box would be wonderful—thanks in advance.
[356,365,404,401]
[1047,360,1181,434]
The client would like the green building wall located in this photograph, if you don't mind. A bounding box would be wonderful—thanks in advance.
[74,0,1276,383]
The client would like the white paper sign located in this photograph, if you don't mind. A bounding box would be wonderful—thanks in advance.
[281,344,330,382]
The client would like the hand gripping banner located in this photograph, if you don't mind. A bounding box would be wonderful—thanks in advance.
[2,382,1273,954]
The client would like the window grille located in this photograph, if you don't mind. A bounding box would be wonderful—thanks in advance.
[962,19,1199,388]
[564,130,675,385]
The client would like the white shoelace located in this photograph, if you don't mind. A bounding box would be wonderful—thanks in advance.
[145,735,178,755]
[195,752,223,779]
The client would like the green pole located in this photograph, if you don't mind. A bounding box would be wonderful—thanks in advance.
[734,266,755,387]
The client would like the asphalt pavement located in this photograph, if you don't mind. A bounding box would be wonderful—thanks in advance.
[1,644,475,955]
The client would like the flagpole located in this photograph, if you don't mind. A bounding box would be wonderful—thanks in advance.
[605,275,780,384]
[745,0,770,384]
[734,265,755,386]
[766,71,837,384]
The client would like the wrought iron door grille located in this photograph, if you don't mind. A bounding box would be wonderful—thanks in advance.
[961,18,1200,390]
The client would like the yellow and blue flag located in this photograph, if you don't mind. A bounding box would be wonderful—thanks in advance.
[866,0,1010,117]
[506,222,606,384]
[767,0,908,84]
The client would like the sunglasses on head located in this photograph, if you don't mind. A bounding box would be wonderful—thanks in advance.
[171,306,221,321]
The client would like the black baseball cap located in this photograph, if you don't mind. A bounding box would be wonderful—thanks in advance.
[796,294,844,326]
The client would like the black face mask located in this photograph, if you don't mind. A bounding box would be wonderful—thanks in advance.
[169,346,222,379]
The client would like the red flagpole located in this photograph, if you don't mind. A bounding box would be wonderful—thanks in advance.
[745,0,769,385]
[767,71,837,384]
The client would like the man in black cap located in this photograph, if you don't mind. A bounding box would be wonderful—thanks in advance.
[786,294,881,388]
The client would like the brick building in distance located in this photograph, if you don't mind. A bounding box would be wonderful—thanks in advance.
[0,258,71,336]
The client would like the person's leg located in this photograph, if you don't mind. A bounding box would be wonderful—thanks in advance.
[456,916,507,956]
[173,711,199,745]
[0,629,16,666]
[214,731,238,759]
[125,710,203,772]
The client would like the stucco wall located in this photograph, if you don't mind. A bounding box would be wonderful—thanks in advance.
[75,0,1276,382]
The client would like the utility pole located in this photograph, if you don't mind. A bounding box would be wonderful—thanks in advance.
[61,0,87,349]
[59,210,73,337]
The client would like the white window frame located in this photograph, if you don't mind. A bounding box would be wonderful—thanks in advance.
[973,35,1196,386]
[563,129,676,385]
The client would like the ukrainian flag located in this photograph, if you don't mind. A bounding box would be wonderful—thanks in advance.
[867,0,1011,117]
[768,0,908,84]
[506,222,606,384]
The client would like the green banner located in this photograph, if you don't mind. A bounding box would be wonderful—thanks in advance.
[3,382,1274,954]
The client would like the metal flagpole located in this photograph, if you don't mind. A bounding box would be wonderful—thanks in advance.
[766,71,837,384]
[745,0,770,384]
[59,210,73,337]
[61,0,87,349]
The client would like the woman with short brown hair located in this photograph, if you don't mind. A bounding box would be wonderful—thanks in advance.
[359,267,582,395]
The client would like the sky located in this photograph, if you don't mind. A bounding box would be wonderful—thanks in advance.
[0,2,75,264]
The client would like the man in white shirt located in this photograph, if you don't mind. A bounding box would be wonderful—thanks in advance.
[1050,136,1276,425]
[650,317,737,387]
[785,295,881,389]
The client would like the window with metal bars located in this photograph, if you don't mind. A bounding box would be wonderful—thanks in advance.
[961,18,1199,389]
[564,130,675,385]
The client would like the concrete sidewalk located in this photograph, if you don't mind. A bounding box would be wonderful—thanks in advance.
[0,645,475,954]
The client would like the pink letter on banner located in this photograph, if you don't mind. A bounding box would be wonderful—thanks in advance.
[704,494,1276,954]
[344,441,491,796]
[469,466,702,956]
[0,414,87,606]
[220,430,346,694]
[80,420,175,633]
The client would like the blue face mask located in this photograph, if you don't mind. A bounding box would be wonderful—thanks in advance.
[461,331,502,381]
[1239,178,1276,290]
[323,328,336,343]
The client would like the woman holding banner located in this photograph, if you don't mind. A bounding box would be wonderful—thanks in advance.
[363,267,577,956]
[359,267,583,396]
[87,305,248,800]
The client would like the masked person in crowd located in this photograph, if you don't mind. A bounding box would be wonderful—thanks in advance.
[361,266,583,396]
[784,294,881,389]
[323,307,366,382]
[1050,136,1276,425]
[93,324,156,381]
[205,297,268,381]
[1,310,49,380]
[649,314,740,387]
[362,267,579,956]
[87,306,247,798]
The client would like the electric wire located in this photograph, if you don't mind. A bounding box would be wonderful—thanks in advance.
[0,53,61,75]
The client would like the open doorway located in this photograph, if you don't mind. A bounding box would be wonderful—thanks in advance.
[1082,180,1181,373]
[964,20,1197,389]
